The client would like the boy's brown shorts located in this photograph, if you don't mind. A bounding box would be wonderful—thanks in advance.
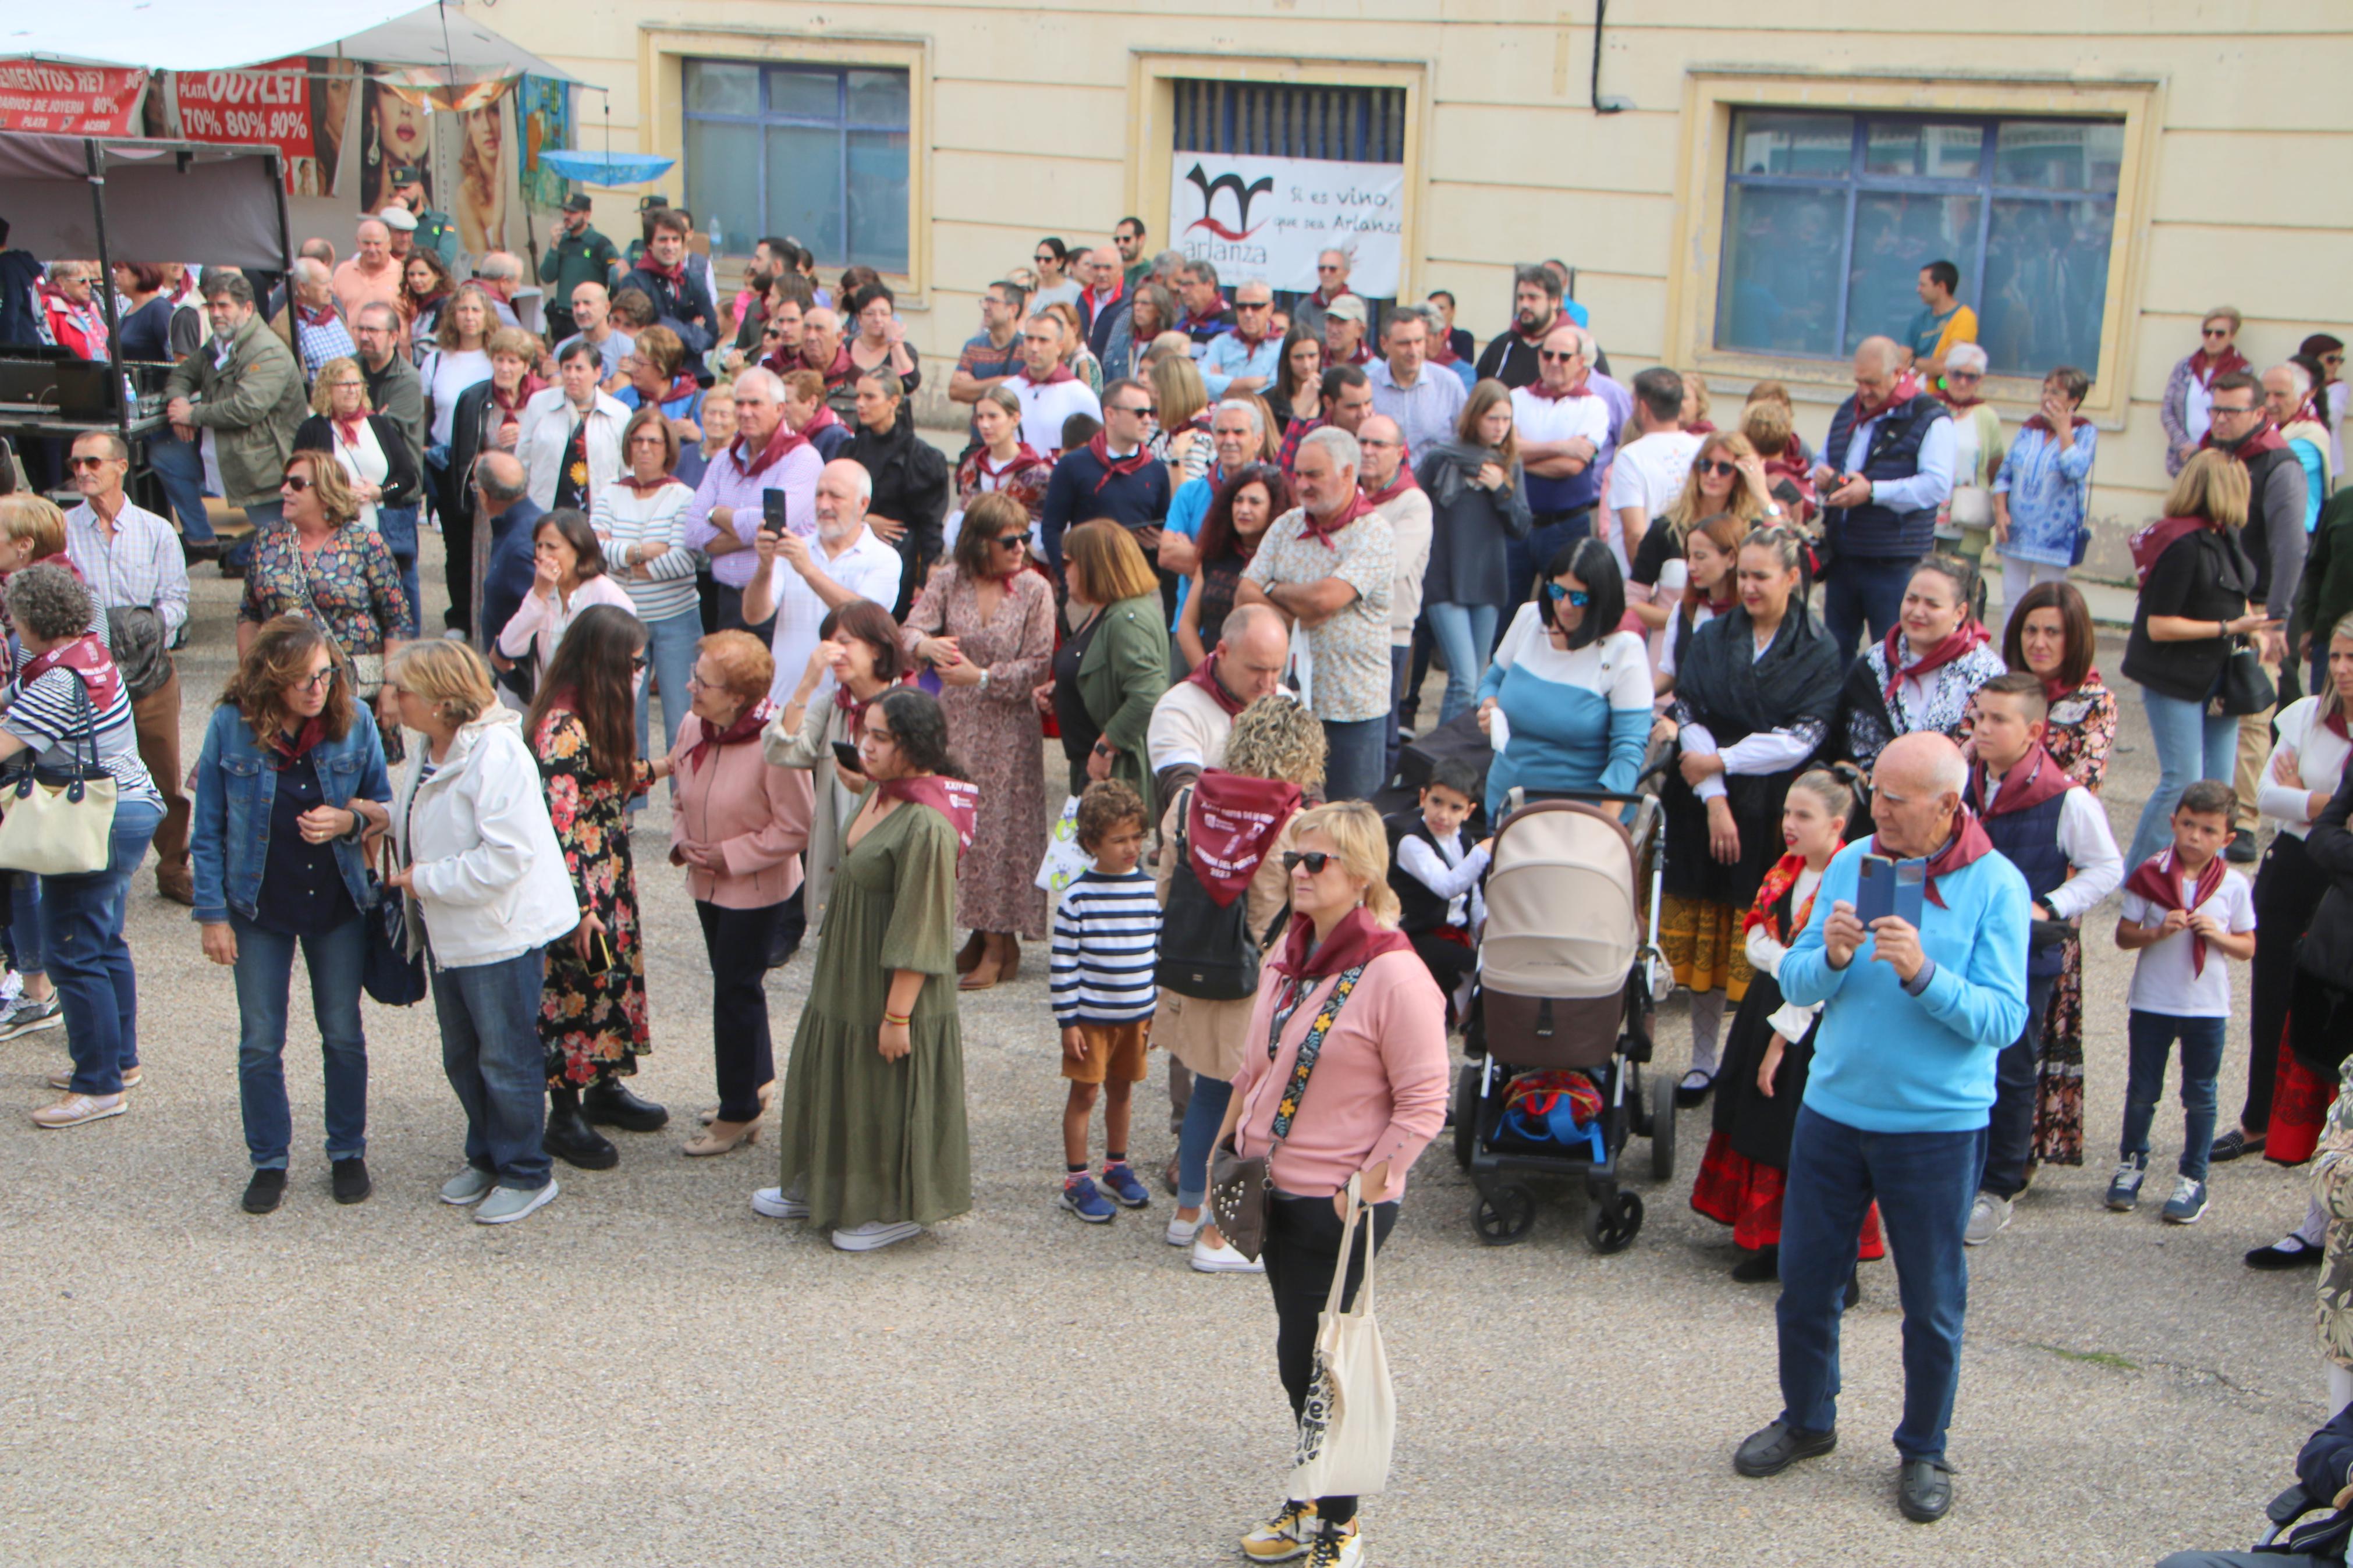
[1061,1019,1151,1086]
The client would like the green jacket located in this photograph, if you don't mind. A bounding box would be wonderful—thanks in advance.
[413,208,460,269]
[164,312,309,509]
[2296,486,2353,649]
[538,225,620,303]
[1073,593,1171,822]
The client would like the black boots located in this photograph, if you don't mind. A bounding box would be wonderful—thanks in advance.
[544,1085,619,1169]
[581,1078,669,1132]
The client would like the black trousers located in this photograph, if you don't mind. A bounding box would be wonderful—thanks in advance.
[1979,970,2057,1199]
[712,581,778,645]
[1264,1193,1399,1528]
[2244,830,2330,1135]
[697,899,779,1123]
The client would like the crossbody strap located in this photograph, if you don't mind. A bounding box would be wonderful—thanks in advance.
[1268,962,1367,1143]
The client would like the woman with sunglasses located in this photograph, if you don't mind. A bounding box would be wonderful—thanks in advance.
[191,616,391,1212]
[902,492,1056,990]
[1028,237,1081,315]
[1629,431,1777,636]
[2160,307,2249,477]
[237,452,408,745]
[521,603,669,1169]
[1933,343,2006,566]
[1418,378,1534,724]
[1475,537,1651,820]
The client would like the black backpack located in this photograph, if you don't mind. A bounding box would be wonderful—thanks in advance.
[1155,788,1285,1001]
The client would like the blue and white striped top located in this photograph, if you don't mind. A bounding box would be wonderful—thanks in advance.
[1049,868,1161,1026]
[1,667,162,809]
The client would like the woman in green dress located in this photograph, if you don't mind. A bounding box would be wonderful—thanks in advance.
[755,688,975,1251]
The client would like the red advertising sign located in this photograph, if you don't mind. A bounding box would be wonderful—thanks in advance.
[0,61,150,136]
[173,58,335,194]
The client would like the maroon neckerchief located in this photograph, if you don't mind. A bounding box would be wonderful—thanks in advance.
[1876,810,1993,912]
[634,254,687,287]
[1426,334,1459,367]
[1184,770,1301,906]
[2204,421,2291,461]
[1685,419,1717,436]
[2130,515,2223,586]
[973,442,1045,486]
[2189,346,2251,389]
[2125,847,2231,975]
[297,301,339,329]
[491,375,543,414]
[1088,432,1154,494]
[1855,375,1921,426]
[831,673,914,733]
[2022,412,2093,436]
[1523,374,1595,403]
[800,403,843,439]
[1177,297,1230,335]
[1362,465,1420,509]
[655,371,700,407]
[265,714,328,772]
[615,472,677,496]
[2042,668,2100,706]
[331,411,368,449]
[1181,656,1248,719]
[1311,285,1352,310]
[1339,341,1372,367]
[1023,364,1077,388]
[1270,902,1412,980]
[1968,745,2075,820]
[1880,620,1990,706]
[806,343,856,387]
[879,774,979,858]
[1935,385,1985,413]
[1300,492,1376,551]
[684,699,773,776]
[17,632,121,710]
[2328,705,2352,743]
[730,418,808,479]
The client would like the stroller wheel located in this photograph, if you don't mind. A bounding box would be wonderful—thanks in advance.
[1650,1071,1678,1182]
[1473,1183,1537,1246]
[1452,1064,1481,1171]
[1584,1187,1644,1254]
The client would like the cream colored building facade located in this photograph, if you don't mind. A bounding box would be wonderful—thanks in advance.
[498,0,2353,574]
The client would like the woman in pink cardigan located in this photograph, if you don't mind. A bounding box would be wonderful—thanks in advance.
[665,630,814,1156]
[496,509,636,687]
[1218,799,1450,1568]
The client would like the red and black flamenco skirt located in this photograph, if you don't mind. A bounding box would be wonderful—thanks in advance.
[2267,968,2353,1166]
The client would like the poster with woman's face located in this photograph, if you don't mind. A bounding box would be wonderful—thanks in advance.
[453,94,513,258]
[308,56,357,197]
[360,79,431,216]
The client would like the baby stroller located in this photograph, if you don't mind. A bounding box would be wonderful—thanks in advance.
[1453,783,1673,1253]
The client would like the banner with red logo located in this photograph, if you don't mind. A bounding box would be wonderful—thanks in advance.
[0,61,149,136]
[1167,151,1404,298]
[173,58,353,197]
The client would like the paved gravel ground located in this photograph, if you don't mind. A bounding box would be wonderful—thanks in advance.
[0,556,2329,1567]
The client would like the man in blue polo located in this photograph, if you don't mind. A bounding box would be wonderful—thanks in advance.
[1731,730,2028,1527]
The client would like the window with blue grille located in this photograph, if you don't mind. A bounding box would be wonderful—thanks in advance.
[1715,110,2122,376]
[682,60,909,271]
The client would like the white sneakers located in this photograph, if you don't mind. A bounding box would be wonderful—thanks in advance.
[1166,1213,1203,1247]
[751,1186,809,1219]
[831,1220,923,1252]
[1192,1235,1264,1274]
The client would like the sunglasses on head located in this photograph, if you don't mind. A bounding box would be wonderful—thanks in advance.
[1544,584,1591,607]
[1694,458,1739,478]
[1281,851,1337,875]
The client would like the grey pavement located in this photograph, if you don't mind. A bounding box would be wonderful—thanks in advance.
[0,549,2325,1568]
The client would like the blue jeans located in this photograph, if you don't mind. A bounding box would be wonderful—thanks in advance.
[2128,688,2238,870]
[9,872,43,973]
[376,506,423,638]
[1777,1104,1985,1464]
[1979,972,2056,1200]
[2123,1009,2228,1182]
[44,798,163,1096]
[231,910,368,1169]
[1174,1072,1235,1210]
[428,945,552,1188]
[145,431,216,543]
[1425,600,1499,726]
[1822,556,1915,663]
[634,605,702,773]
[1321,716,1389,804]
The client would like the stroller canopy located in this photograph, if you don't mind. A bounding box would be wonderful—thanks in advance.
[1481,802,1639,1002]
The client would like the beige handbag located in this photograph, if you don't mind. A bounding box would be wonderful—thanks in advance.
[1285,1175,1397,1503]
[0,680,116,876]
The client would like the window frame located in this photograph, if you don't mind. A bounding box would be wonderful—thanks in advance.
[680,60,911,273]
[1667,72,2160,423]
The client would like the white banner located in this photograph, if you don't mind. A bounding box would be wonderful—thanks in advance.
[1167,152,1405,298]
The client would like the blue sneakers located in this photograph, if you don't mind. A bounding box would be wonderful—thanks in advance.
[2162,1175,2212,1225]
[1099,1162,1151,1208]
[1059,1174,1117,1223]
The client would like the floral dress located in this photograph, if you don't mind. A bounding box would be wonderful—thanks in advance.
[532,707,652,1087]
[2032,675,2119,1165]
[239,521,410,760]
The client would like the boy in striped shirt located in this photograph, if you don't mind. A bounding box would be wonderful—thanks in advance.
[1050,780,1161,1222]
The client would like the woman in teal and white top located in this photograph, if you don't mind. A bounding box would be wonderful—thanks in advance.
[1474,537,1653,820]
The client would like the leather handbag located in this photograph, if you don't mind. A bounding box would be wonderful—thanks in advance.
[361,837,427,1006]
[2216,635,2277,717]
[1209,963,1368,1263]
[0,679,116,876]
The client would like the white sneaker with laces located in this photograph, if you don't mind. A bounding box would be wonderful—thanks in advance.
[831,1219,922,1252]
[1165,1213,1202,1247]
[1192,1235,1265,1274]
[751,1185,808,1219]
[1963,1190,2011,1246]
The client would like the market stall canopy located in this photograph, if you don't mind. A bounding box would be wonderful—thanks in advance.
[2,1,572,80]
[534,150,674,189]
[0,136,286,269]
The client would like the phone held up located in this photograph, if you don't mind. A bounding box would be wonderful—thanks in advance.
[831,738,864,775]
[761,489,788,537]
[1854,854,1926,929]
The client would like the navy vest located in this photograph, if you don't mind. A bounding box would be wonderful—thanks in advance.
[2239,442,2298,602]
[1384,809,1461,936]
[1822,392,1949,561]
[1975,787,2073,979]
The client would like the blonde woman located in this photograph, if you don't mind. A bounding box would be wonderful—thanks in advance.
[1042,301,1103,395]
[1630,429,1777,632]
[296,358,423,632]
[1149,352,1212,485]
[1218,799,1448,1568]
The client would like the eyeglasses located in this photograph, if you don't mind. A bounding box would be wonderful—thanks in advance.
[296,666,337,693]
[1543,584,1591,607]
[993,533,1028,549]
[1034,254,1056,265]
[2210,403,2260,417]
[1236,300,1271,311]
[762,327,785,339]
[2202,327,2233,338]
[67,456,112,471]
[1282,851,1337,875]
[281,475,312,492]
[1537,350,1581,364]
[1694,458,1739,478]
[1112,403,1156,417]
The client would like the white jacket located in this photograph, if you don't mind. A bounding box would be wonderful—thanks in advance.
[392,705,579,968]
[518,386,630,511]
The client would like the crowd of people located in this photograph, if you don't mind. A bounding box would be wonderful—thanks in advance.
[8,201,2353,1559]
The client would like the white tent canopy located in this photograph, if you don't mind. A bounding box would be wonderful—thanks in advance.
[1,136,288,271]
[3,1,570,79]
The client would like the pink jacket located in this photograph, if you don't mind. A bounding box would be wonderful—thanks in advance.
[496,573,636,674]
[666,712,814,908]
[1230,947,1450,1200]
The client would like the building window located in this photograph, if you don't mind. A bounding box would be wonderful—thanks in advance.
[1714,110,2122,375]
[682,59,908,271]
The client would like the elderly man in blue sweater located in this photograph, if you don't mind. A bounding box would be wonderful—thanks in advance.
[1731,731,2029,1526]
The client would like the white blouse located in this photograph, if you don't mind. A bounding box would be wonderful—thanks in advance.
[2260,695,2353,840]
[326,418,389,534]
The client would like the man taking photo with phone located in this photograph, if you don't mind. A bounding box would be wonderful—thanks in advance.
[1727,730,2028,1528]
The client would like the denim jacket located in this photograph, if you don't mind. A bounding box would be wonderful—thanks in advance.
[189,703,392,927]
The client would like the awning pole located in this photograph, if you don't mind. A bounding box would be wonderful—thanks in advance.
[84,138,129,441]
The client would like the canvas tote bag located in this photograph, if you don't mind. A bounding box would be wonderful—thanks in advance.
[1286,1174,1397,1503]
